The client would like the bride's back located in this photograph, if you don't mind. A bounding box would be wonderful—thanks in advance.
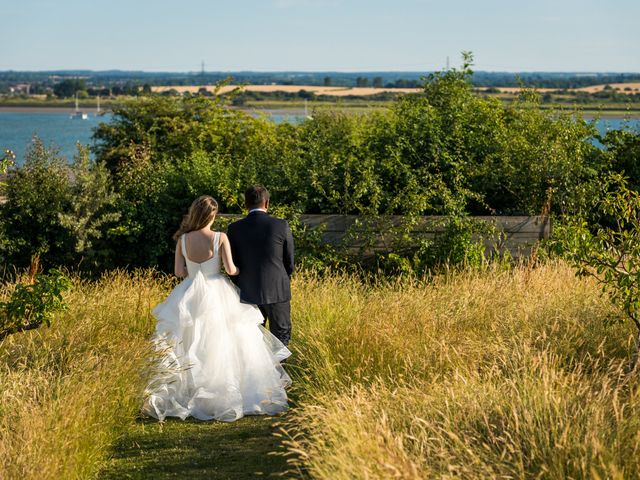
[184,229,218,263]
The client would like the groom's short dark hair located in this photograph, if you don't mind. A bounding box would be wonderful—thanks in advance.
[245,185,270,209]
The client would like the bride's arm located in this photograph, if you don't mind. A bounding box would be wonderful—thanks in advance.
[174,241,187,277]
[219,233,240,276]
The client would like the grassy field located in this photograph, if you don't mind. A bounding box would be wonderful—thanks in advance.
[1,262,639,479]
[285,264,639,479]
[0,270,167,479]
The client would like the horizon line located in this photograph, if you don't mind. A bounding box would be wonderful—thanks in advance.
[2,68,640,75]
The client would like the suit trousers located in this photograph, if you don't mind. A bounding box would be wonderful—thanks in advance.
[258,301,291,346]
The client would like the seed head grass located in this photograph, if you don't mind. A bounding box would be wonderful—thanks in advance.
[1,262,638,479]
[0,269,170,479]
[284,261,639,479]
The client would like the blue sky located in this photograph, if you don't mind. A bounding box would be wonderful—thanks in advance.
[1,0,638,72]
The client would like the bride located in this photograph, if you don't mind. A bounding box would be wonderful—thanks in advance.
[142,195,291,422]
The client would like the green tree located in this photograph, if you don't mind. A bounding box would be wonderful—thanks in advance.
[53,78,87,98]
[58,145,121,269]
[92,95,251,172]
[0,138,73,268]
[106,150,183,270]
[602,129,640,191]
[566,175,640,368]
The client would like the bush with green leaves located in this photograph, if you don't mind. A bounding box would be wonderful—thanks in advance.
[0,139,74,268]
[1,54,632,275]
[0,149,16,256]
[417,215,495,270]
[562,174,640,368]
[92,54,604,220]
[601,128,640,191]
[1,148,15,175]
[0,268,71,341]
[92,94,254,174]
[58,144,121,269]
[0,139,120,271]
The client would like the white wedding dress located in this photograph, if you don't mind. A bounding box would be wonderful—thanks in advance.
[142,232,291,422]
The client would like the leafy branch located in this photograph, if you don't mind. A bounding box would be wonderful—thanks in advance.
[0,268,72,341]
[566,174,640,368]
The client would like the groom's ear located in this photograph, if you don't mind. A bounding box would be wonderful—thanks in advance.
[264,199,269,210]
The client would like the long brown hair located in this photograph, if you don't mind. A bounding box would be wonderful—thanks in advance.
[173,195,219,241]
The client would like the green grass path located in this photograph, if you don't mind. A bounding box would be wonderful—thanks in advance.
[100,415,292,479]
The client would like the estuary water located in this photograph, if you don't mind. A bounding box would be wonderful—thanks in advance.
[1,110,639,165]
[0,110,304,163]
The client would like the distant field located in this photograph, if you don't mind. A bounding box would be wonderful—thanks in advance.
[574,82,640,93]
[152,83,640,97]
[151,85,422,96]
[480,82,640,94]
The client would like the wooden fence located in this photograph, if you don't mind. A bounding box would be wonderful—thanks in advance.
[222,214,552,258]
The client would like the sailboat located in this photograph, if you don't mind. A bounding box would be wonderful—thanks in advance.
[70,94,88,120]
[95,95,106,116]
[304,99,313,120]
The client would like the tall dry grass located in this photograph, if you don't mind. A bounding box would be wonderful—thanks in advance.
[2,262,638,479]
[0,270,170,479]
[285,261,640,479]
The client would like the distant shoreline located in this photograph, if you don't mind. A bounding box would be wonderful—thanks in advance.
[0,105,303,116]
[0,106,109,114]
[0,104,639,119]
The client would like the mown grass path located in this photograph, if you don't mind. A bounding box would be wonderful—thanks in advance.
[100,415,291,479]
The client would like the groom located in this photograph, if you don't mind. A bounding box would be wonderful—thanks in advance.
[227,185,294,346]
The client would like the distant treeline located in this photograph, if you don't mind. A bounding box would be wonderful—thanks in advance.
[2,56,640,275]
[2,70,640,95]
[208,88,640,105]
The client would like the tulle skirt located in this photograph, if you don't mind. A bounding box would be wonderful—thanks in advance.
[142,271,291,422]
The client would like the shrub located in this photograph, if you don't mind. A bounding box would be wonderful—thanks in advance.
[92,95,253,173]
[58,145,121,270]
[0,268,71,341]
[0,140,122,272]
[0,138,74,269]
[563,174,640,368]
[416,215,494,270]
[601,128,640,191]
[0,54,622,274]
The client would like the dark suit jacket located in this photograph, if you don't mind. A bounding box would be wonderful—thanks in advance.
[227,211,294,305]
